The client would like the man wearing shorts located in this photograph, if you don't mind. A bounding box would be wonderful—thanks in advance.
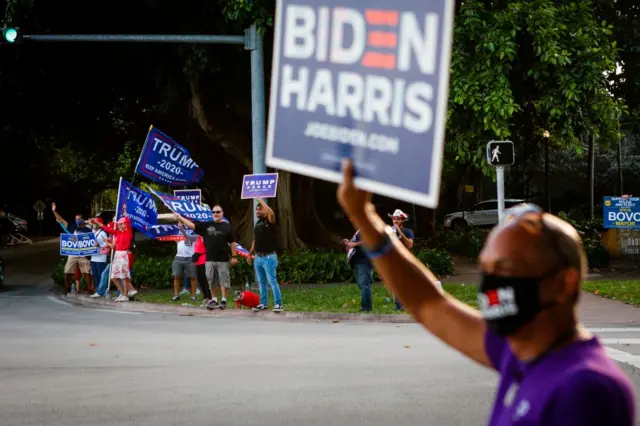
[51,202,92,294]
[176,205,237,310]
[172,223,198,302]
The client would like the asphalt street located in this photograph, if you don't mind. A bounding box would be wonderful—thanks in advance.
[1,240,640,426]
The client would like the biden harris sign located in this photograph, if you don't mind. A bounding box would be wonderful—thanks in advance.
[266,0,454,208]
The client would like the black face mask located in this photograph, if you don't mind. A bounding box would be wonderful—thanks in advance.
[477,273,555,337]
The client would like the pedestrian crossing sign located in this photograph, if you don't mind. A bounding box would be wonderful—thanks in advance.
[487,141,515,166]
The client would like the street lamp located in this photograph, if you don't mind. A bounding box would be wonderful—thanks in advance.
[543,130,550,212]
[2,27,21,44]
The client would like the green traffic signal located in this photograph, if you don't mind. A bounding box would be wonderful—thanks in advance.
[2,27,20,44]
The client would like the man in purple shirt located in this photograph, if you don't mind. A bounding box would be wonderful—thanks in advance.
[336,160,635,426]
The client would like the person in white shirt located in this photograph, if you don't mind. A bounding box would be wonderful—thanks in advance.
[89,218,110,298]
[172,223,198,301]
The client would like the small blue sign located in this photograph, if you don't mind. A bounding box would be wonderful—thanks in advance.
[173,189,202,205]
[135,126,204,187]
[149,188,213,222]
[266,0,454,208]
[60,233,99,256]
[241,173,279,199]
[604,196,640,229]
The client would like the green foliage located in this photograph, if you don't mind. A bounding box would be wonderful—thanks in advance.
[557,212,610,268]
[219,0,275,34]
[420,228,491,259]
[52,249,455,288]
[447,0,624,176]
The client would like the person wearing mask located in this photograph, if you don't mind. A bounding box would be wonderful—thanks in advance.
[176,205,237,310]
[51,202,92,294]
[344,229,373,312]
[93,215,137,302]
[88,217,109,297]
[388,209,414,311]
[248,198,283,312]
[337,160,635,426]
[171,223,198,302]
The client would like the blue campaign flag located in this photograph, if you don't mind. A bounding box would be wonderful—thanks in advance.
[135,126,205,187]
[116,179,158,231]
[149,187,213,222]
[173,189,202,205]
[265,0,454,208]
[144,224,197,242]
[604,196,640,229]
[241,173,279,199]
[60,233,99,256]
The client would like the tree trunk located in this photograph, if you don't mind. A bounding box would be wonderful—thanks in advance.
[275,171,305,251]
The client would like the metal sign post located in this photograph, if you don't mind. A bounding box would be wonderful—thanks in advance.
[486,141,515,224]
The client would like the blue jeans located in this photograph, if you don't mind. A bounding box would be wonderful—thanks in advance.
[183,276,190,290]
[254,253,282,306]
[354,263,373,311]
[90,261,107,292]
[395,294,403,311]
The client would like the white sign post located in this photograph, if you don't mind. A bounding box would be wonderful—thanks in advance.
[486,141,515,223]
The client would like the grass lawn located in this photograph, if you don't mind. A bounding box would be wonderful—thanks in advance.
[583,280,640,307]
[135,283,479,314]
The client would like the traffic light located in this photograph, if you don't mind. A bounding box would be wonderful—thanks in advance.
[2,27,21,44]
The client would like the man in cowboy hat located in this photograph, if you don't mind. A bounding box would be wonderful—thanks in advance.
[388,209,415,310]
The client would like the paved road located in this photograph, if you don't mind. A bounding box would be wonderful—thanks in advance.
[1,241,640,425]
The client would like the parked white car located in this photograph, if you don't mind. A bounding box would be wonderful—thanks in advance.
[443,199,527,230]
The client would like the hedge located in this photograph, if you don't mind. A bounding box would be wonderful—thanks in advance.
[417,213,610,268]
[52,248,455,289]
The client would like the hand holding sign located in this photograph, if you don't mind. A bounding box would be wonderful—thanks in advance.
[51,202,56,212]
[337,160,373,223]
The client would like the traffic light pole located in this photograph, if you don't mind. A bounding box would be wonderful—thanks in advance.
[496,166,505,223]
[21,31,267,218]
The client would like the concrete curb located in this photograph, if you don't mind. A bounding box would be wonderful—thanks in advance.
[58,293,417,324]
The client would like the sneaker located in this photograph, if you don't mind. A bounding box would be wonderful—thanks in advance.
[115,295,128,302]
[180,289,190,295]
[128,290,138,298]
[200,299,210,307]
[273,305,284,313]
[172,295,180,301]
[219,300,227,310]
[206,300,219,310]
[191,296,197,302]
[196,289,201,295]
[89,293,102,298]
[252,304,267,312]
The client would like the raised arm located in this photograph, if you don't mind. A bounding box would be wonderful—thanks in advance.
[337,160,491,369]
[175,214,196,230]
[257,197,275,223]
[51,202,68,228]
[397,228,414,249]
[178,222,198,242]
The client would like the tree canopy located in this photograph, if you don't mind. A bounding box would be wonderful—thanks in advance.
[0,0,635,242]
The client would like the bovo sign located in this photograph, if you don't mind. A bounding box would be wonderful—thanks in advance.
[148,187,213,222]
[60,233,99,256]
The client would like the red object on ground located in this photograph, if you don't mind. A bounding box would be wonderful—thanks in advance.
[235,291,260,309]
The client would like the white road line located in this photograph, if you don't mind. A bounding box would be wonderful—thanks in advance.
[90,308,140,315]
[606,347,640,369]
[601,338,640,345]
[47,296,72,307]
[589,328,640,333]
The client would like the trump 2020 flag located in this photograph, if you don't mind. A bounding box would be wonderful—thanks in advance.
[148,187,213,222]
[116,179,158,231]
[144,224,197,242]
[135,126,204,187]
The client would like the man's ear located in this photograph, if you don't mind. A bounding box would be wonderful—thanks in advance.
[559,268,581,305]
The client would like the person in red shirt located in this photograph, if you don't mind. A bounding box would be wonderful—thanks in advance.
[93,216,136,302]
[234,290,260,309]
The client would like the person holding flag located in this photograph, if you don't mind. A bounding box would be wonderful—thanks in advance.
[176,205,238,310]
[92,215,137,302]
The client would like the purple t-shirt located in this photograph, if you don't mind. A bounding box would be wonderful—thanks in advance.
[485,330,635,425]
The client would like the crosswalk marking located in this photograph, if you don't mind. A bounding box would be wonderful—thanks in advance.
[605,347,640,369]
[601,338,640,345]
[588,328,640,333]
